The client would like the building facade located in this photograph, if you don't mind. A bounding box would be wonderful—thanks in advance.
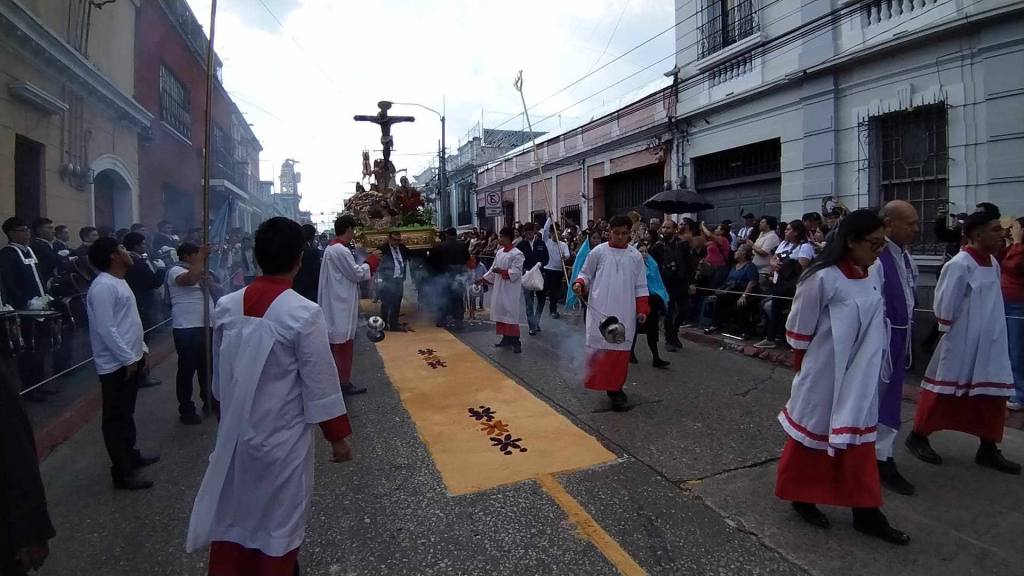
[475,83,676,232]
[0,0,151,235]
[272,159,301,221]
[135,0,262,235]
[674,0,1024,292]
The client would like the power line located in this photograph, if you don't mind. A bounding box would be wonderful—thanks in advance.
[252,0,344,95]
[582,0,631,76]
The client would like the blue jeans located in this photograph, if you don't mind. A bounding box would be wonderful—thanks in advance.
[1006,301,1024,403]
[523,288,540,332]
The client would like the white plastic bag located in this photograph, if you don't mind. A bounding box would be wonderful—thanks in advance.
[522,263,544,291]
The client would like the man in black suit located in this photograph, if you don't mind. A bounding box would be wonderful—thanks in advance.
[436,227,470,329]
[123,232,166,388]
[378,230,411,331]
[0,218,46,311]
[292,224,322,303]
[29,218,59,289]
[1,361,55,575]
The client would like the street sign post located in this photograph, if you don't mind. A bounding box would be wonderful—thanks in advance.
[484,191,502,217]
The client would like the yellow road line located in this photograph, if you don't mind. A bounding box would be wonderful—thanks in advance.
[537,473,647,576]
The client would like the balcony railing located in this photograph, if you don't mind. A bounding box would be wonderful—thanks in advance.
[698,0,760,60]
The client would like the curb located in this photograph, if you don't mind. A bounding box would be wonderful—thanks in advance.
[677,327,1024,432]
[35,335,176,461]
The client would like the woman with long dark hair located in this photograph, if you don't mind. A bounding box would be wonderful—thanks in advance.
[774,209,909,545]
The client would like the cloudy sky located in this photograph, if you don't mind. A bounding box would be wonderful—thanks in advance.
[183,0,674,221]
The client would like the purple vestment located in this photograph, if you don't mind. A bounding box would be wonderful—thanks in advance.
[878,247,913,429]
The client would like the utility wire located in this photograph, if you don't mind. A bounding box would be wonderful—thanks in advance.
[253,0,344,95]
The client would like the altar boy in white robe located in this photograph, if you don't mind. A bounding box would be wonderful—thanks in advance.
[187,217,353,576]
[905,211,1021,474]
[572,215,649,412]
[775,210,909,545]
[478,227,525,353]
[319,214,374,395]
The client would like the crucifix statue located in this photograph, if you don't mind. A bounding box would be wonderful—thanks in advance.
[353,101,415,175]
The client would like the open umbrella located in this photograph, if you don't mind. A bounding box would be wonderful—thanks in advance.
[643,188,714,213]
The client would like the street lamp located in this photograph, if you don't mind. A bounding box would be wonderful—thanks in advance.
[383,100,446,226]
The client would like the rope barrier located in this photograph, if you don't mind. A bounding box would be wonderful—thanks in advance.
[17,317,173,396]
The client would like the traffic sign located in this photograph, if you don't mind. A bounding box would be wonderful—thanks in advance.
[484,191,503,216]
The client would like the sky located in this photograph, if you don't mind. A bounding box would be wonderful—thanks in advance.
[183,0,675,222]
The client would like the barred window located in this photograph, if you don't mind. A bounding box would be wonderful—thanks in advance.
[160,65,191,140]
[699,0,760,59]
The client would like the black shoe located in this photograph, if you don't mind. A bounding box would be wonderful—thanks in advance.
[629,354,638,365]
[341,384,368,395]
[976,442,1022,475]
[791,502,830,529]
[512,341,522,354]
[665,342,680,352]
[495,337,511,348]
[653,359,670,369]
[528,329,537,336]
[551,312,560,319]
[905,432,942,465]
[114,476,154,491]
[132,454,161,469]
[878,459,915,495]
[138,377,162,388]
[202,402,213,415]
[853,508,910,545]
[607,391,629,412]
[180,412,202,425]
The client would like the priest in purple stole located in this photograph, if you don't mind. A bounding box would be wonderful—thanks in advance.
[876,201,919,495]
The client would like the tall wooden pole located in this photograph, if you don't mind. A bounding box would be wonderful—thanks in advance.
[201,0,218,404]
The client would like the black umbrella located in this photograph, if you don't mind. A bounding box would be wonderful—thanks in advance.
[643,188,714,213]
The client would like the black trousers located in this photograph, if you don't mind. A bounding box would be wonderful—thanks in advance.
[173,327,211,415]
[631,295,664,360]
[379,276,405,329]
[766,288,794,341]
[100,364,141,480]
[436,268,465,324]
[712,293,755,334]
[664,283,688,344]
[536,269,563,315]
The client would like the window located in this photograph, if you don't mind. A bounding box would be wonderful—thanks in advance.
[560,205,582,228]
[699,0,760,59]
[869,104,949,254]
[160,65,191,140]
[693,139,780,186]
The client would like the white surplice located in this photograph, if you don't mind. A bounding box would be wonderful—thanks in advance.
[923,250,1014,397]
[318,242,370,343]
[186,289,346,556]
[778,264,885,453]
[483,246,525,325]
[575,243,648,352]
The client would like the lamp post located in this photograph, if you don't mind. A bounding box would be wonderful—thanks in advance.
[384,101,446,227]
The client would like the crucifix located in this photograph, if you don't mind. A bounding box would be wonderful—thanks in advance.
[353,101,415,171]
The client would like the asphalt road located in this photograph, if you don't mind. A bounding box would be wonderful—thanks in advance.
[30,300,1024,575]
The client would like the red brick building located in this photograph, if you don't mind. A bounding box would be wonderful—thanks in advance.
[134,0,264,233]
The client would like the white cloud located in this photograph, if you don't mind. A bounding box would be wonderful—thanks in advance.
[184,0,673,218]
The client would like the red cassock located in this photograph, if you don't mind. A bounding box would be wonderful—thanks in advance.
[914,390,1006,442]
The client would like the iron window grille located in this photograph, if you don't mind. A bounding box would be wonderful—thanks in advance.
[693,139,781,187]
[560,205,582,228]
[699,0,760,60]
[159,65,191,140]
[868,104,949,255]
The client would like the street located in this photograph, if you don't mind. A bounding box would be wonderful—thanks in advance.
[32,302,1024,575]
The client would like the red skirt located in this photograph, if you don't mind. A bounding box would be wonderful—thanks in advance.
[583,349,630,392]
[913,390,1006,442]
[496,322,520,337]
[208,541,298,576]
[775,438,882,508]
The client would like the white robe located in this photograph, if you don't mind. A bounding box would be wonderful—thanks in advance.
[318,243,370,343]
[483,247,525,325]
[186,288,346,556]
[575,243,648,352]
[778,264,885,453]
[923,250,1014,397]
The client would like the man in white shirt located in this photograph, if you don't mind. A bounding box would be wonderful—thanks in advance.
[748,216,780,290]
[86,237,158,490]
[319,215,373,395]
[540,215,571,319]
[735,213,757,251]
[166,242,216,424]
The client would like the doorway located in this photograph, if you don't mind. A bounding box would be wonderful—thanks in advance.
[15,135,44,221]
[92,169,133,229]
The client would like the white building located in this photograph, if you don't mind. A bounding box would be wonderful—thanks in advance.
[675,0,1024,288]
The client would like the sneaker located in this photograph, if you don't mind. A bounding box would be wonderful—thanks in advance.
[904,432,942,465]
[791,502,830,529]
[341,384,368,395]
[179,412,202,426]
[528,329,537,336]
[551,312,560,319]
[653,359,670,369]
[753,339,776,349]
[1008,401,1024,412]
[976,443,1022,475]
[878,458,915,496]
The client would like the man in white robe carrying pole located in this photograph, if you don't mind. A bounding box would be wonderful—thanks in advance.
[319,214,375,395]
[905,211,1021,475]
[187,217,353,576]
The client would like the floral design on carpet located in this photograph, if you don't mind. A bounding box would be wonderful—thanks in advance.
[417,348,447,369]
[466,406,528,455]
